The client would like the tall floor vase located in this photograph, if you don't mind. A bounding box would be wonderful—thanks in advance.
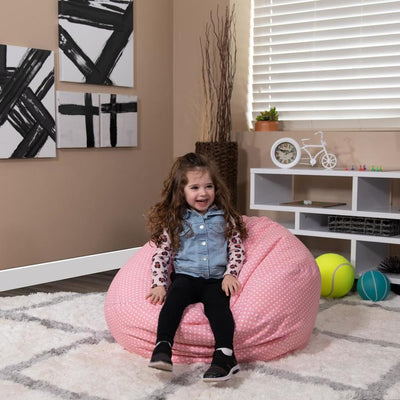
[195,141,238,206]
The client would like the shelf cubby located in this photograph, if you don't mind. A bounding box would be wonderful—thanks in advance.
[250,168,400,285]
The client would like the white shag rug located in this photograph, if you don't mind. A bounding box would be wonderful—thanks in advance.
[1,291,400,400]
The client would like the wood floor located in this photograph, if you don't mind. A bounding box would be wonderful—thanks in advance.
[0,270,119,297]
[4,270,399,298]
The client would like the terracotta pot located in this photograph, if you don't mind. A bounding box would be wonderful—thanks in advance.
[254,120,279,132]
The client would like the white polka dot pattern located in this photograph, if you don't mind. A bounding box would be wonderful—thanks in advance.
[104,216,321,363]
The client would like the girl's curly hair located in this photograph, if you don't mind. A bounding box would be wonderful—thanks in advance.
[147,152,247,250]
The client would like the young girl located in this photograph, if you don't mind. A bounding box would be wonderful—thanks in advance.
[146,152,247,382]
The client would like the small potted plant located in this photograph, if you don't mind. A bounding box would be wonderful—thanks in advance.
[254,107,279,131]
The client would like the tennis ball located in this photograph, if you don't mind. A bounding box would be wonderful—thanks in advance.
[357,270,391,302]
[316,253,355,298]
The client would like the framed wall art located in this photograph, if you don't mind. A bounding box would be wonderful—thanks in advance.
[58,0,134,87]
[0,44,56,159]
[56,91,100,148]
[56,92,138,148]
[100,94,137,147]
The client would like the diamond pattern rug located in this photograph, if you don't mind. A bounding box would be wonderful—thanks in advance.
[1,292,399,400]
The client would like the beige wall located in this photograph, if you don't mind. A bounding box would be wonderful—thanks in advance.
[172,0,252,158]
[2,1,400,271]
[0,0,173,269]
[173,0,231,156]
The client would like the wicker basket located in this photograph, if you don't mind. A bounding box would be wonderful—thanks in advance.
[195,141,238,206]
[328,216,400,237]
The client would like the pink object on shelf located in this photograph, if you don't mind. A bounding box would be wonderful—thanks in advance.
[104,216,321,363]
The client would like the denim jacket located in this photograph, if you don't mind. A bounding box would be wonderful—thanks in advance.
[174,207,228,279]
[150,206,246,288]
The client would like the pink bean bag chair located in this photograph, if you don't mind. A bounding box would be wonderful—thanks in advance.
[105,216,321,363]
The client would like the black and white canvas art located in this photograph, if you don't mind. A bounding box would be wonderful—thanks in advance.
[56,91,100,148]
[100,94,137,147]
[56,92,137,148]
[0,44,56,159]
[58,0,134,87]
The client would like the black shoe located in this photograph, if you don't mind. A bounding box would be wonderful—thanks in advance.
[203,349,240,382]
[148,341,173,371]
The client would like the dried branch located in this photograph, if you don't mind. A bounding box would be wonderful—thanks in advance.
[200,5,236,142]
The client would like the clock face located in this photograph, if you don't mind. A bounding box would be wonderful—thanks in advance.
[270,137,301,168]
[274,142,298,165]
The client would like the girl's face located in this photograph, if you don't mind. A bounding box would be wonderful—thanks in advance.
[183,169,215,214]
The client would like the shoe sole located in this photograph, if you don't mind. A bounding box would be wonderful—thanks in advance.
[203,365,240,382]
[148,360,173,372]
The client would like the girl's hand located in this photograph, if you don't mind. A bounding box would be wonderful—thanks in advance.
[146,286,167,305]
[222,275,242,296]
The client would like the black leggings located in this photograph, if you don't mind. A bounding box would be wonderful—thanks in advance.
[156,274,235,349]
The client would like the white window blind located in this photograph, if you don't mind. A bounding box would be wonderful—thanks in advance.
[251,0,400,130]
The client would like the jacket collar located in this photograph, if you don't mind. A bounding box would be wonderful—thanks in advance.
[184,205,223,219]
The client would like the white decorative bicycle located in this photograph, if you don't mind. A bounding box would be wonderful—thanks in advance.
[270,131,337,169]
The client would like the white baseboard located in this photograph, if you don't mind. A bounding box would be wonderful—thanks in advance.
[0,247,140,292]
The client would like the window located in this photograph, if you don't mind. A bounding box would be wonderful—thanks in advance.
[250,0,400,130]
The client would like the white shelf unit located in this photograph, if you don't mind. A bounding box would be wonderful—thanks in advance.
[250,168,400,285]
